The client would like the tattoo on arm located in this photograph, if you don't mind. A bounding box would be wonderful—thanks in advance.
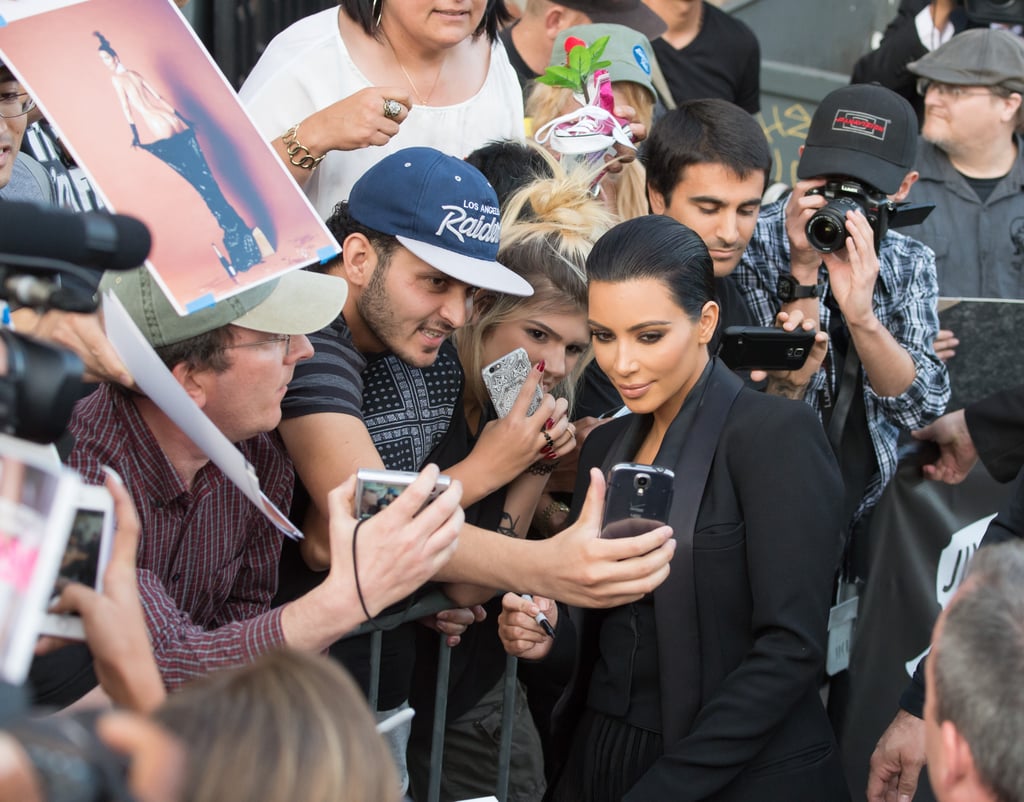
[766,376,807,400]
[496,512,519,538]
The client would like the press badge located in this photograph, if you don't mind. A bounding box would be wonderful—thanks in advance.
[826,596,859,676]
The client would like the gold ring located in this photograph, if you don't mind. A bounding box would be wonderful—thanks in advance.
[383,99,402,119]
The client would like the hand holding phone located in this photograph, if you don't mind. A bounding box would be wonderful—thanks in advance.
[717,326,816,372]
[600,463,674,539]
[355,468,452,520]
[39,484,115,640]
[482,348,544,418]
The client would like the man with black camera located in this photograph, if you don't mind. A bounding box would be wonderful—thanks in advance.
[734,82,950,570]
[734,87,949,763]
[900,27,1024,299]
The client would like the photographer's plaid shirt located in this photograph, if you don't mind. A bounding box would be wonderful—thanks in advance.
[733,197,950,528]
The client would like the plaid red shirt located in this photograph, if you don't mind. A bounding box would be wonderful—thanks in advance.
[68,385,293,689]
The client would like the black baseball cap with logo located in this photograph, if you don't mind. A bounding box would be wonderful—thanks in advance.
[556,0,667,41]
[797,84,918,195]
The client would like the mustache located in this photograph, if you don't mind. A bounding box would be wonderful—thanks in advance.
[420,320,455,335]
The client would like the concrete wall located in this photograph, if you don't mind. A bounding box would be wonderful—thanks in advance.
[726,0,904,186]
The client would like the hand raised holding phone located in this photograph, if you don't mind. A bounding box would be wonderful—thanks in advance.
[470,351,575,486]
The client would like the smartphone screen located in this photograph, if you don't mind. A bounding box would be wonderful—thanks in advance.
[355,469,452,520]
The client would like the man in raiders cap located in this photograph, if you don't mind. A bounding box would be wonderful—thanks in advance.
[734,82,949,572]
[275,147,675,790]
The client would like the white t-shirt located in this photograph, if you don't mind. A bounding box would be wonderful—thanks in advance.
[239,7,525,219]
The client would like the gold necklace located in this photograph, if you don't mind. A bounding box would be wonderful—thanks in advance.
[382,32,449,106]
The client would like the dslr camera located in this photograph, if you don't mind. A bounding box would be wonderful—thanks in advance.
[805,179,933,254]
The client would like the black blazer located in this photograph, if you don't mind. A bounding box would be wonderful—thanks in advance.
[550,362,850,801]
[966,384,1024,483]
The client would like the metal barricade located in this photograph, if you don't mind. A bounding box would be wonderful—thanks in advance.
[343,589,521,802]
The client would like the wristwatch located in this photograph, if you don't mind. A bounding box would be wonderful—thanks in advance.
[777,273,825,302]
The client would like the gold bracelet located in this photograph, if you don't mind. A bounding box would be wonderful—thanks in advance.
[281,123,324,171]
[540,499,570,526]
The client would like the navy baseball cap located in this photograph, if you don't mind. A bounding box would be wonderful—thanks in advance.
[348,148,533,297]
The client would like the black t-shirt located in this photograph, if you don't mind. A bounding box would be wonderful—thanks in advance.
[276,315,463,709]
[499,22,538,93]
[652,2,761,113]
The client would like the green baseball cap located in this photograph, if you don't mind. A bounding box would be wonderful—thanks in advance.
[100,267,347,347]
[551,23,657,102]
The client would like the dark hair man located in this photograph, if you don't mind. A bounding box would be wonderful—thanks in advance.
[733,83,950,544]
[645,98,770,338]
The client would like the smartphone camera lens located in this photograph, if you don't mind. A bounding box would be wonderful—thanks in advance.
[635,474,650,489]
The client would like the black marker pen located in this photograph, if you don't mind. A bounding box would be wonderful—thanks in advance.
[521,594,555,638]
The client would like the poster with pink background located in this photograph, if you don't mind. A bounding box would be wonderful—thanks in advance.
[0,0,339,314]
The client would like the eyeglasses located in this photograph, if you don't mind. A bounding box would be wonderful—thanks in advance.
[0,90,35,119]
[219,334,292,358]
[916,79,998,100]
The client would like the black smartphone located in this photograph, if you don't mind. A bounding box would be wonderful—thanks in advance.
[600,463,675,539]
[717,326,816,372]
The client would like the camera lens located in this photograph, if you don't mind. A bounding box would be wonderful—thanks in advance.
[806,197,864,253]
[635,474,650,489]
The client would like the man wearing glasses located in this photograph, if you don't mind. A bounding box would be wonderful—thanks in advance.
[64,267,465,699]
[0,62,52,204]
[899,28,1024,299]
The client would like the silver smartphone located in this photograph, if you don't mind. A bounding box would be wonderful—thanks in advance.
[600,463,675,539]
[354,468,452,520]
[38,484,115,640]
[482,347,543,418]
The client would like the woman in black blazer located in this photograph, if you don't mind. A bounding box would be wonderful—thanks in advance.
[499,215,852,801]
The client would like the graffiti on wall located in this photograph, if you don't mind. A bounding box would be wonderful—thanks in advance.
[757,99,814,189]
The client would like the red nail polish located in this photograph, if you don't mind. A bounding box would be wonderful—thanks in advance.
[546,453,559,460]
[545,418,555,430]
[536,360,545,373]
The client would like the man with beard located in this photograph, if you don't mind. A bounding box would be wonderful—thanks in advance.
[899,28,1024,299]
[275,147,677,790]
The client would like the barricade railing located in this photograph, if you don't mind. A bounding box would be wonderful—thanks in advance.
[342,588,519,802]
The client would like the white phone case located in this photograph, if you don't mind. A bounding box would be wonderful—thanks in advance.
[482,347,543,418]
[38,484,115,641]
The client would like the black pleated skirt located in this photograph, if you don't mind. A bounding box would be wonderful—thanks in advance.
[550,708,663,802]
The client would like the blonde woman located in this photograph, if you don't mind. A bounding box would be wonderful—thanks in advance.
[407,161,615,802]
[155,649,400,802]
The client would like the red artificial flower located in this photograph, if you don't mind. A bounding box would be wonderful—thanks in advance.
[563,36,586,56]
